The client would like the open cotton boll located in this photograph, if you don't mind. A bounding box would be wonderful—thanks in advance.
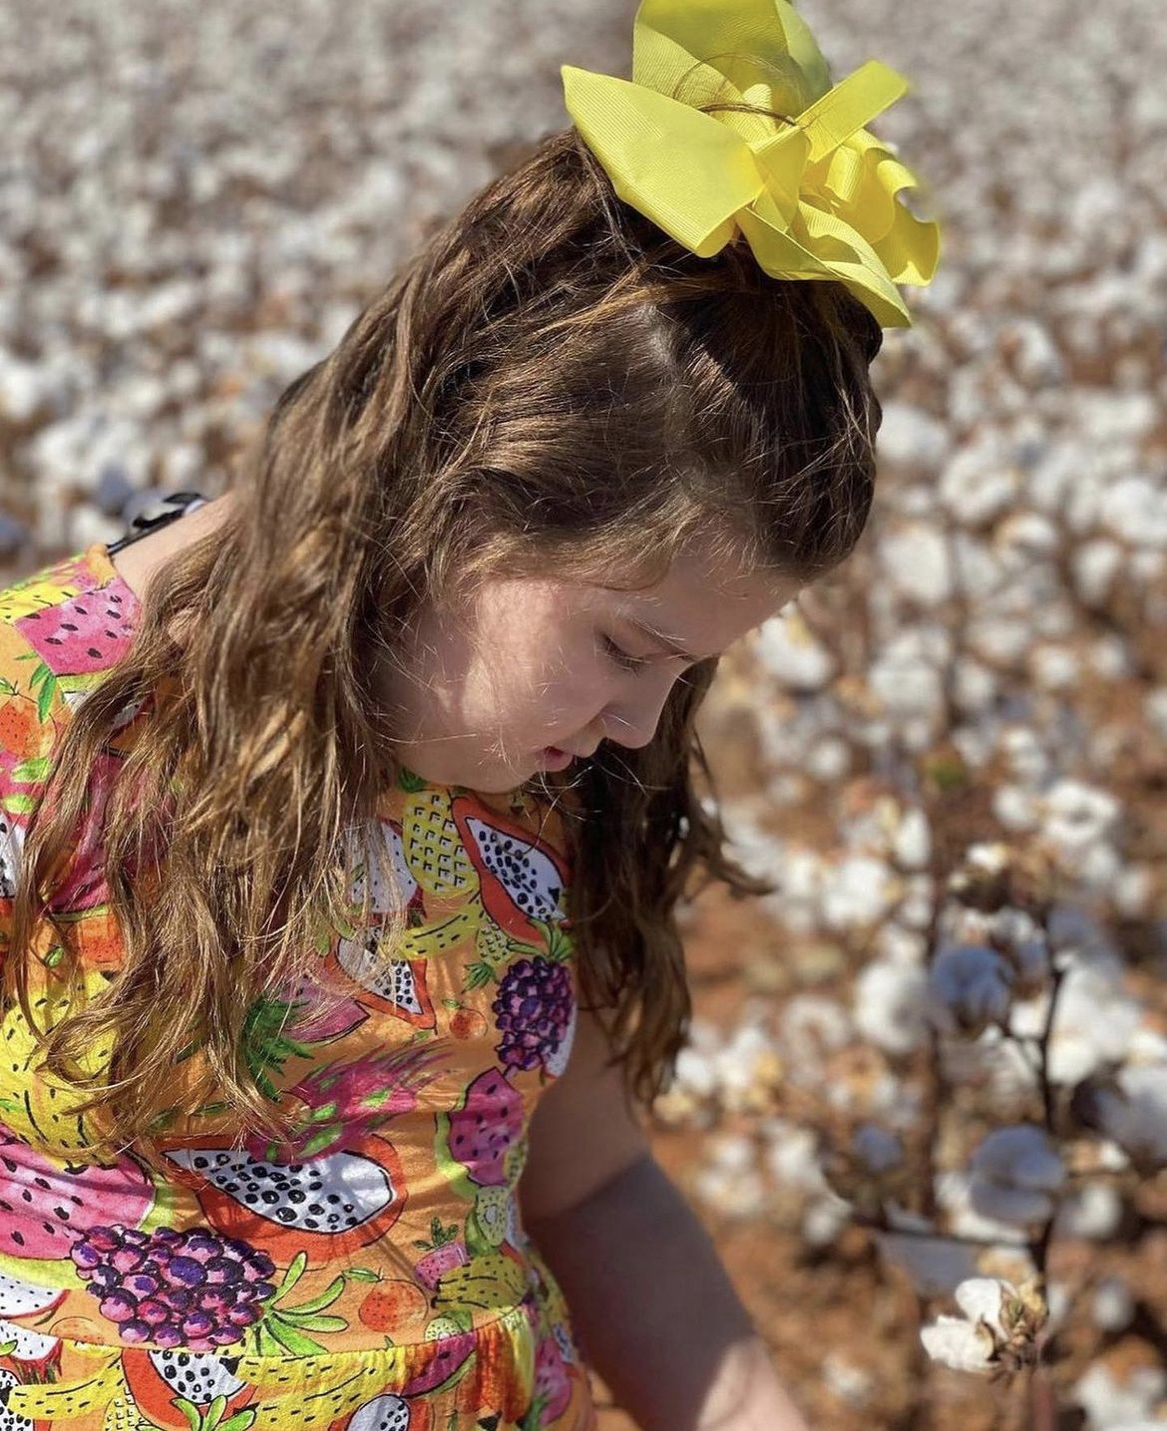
[920,1314,997,1374]
[926,943,1016,1038]
[1092,1275,1135,1333]
[953,1276,1009,1332]
[851,1124,905,1176]
[921,1276,1048,1376]
[968,1124,1066,1225]
[1010,962,1143,1086]
[1077,1064,1167,1171]
[1053,1180,1124,1241]
[852,960,931,1056]
[1072,1363,1167,1430]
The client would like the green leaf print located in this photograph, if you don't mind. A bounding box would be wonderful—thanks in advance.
[519,1395,550,1431]
[240,993,314,1101]
[10,756,53,782]
[30,661,57,723]
[219,1413,257,1431]
[279,1274,345,1315]
[263,1315,329,1357]
[276,1311,347,1334]
[274,1249,308,1299]
[463,960,495,991]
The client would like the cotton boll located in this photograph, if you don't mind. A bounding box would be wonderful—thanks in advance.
[753,610,836,691]
[778,993,853,1077]
[991,763,1041,810]
[804,735,851,783]
[968,1124,1066,1225]
[1030,644,1081,692]
[692,1159,767,1220]
[692,1133,769,1218]
[1000,727,1052,787]
[721,806,788,885]
[1073,1363,1167,1431]
[758,847,822,931]
[878,1224,981,1299]
[952,656,998,715]
[802,1193,852,1248]
[821,855,900,932]
[927,944,1016,1039]
[897,874,937,931]
[1146,688,1167,743]
[872,920,928,967]
[939,444,1021,526]
[881,524,954,605]
[1077,1064,1167,1171]
[1092,1275,1135,1332]
[921,1274,1046,1376]
[876,401,953,470]
[1041,964,1143,1086]
[953,1276,1010,1333]
[761,1118,829,1196]
[891,807,932,871]
[852,960,931,1056]
[919,1314,996,1374]
[1109,858,1155,915]
[1052,1184,1126,1242]
[711,1022,783,1114]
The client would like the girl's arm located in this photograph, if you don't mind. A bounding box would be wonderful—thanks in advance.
[519,1005,812,1431]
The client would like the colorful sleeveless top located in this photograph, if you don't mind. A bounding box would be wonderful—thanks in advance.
[0,517,597,1430]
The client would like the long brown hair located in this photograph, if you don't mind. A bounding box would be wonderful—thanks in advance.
[3,121,884,1162]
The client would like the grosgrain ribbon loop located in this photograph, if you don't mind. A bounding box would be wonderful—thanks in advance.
[561,0,941,328]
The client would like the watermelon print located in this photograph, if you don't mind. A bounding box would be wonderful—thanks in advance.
[0,541,597,1429]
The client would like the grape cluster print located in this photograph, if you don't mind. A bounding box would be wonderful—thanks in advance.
[492,956,573,1072]
[71,1224,276,1351]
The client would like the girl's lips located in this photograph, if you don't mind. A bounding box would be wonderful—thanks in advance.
[539,745,575,770]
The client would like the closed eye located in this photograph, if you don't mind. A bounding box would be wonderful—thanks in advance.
[601,634,651,674]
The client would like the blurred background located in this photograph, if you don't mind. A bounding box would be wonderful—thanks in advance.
[2,0,1166,1425]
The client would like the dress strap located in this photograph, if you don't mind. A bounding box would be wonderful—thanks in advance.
[105,491,211,555]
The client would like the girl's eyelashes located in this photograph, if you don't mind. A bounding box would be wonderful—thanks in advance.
[600,634,650,673]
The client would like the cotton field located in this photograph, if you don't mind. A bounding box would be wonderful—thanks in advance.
[1,0,1165,1426]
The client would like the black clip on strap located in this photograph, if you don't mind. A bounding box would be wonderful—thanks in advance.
[105,491,211,556]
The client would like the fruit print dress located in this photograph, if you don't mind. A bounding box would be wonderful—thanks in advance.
[0,529,599,1431]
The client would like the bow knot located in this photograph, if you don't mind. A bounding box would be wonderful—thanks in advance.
[562,0,941,327]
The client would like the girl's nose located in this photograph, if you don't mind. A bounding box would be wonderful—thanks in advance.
[597,691,670,751]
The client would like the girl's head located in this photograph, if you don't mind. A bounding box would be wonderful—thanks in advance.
[328,124,880,792]
[8,122,884,1157]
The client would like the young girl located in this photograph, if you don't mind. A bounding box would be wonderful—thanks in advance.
[0,2,938,1428]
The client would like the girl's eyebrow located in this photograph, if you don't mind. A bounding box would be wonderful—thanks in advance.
[625,616,701,664]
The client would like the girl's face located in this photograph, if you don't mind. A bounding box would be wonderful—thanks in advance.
[374,534,802,793]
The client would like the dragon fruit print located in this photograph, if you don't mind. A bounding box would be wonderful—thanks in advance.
[13,584,135,677]
[491,956,575,1073]
[444,1068,524,1186]
[0,541,593,1425]
[247,1040,451,1162]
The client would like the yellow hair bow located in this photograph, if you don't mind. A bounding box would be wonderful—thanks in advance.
[561,0,941,328]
